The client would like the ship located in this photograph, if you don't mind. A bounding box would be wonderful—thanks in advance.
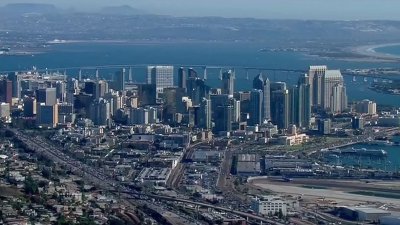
[330,147,387,157]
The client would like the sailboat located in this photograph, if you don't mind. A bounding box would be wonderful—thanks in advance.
[352,76,356,82]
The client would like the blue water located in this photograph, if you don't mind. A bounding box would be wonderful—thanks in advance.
[0,42,399,106]
[375,45,400,57]
[328,143,400,172]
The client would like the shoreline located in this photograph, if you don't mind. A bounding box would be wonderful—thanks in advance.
[350,43,400,61]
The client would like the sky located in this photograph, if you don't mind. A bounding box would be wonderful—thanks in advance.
[1,0,400,20]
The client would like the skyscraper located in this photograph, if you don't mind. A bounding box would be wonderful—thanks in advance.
[147,65,174,93]
[263,78,271,121]
[214,105,233,133]
[297,74,312,128]
[249,89,263,126]
[322,70,347,113]
[253,73,264,90]
[114,68,126,91]
[271,88,289,129]
[178,67,187,90]
[89,98,111,126]
[36,103,58,128]
[199,98,212,130]
[36,88,57,106]
[222,70,235,96]
[163,87,187,123]
[0,79,12,104]
[308,65,327,107]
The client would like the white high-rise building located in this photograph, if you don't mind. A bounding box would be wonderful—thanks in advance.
[147,66,174,93]
[322,70,347,113]
[330,84,348,114]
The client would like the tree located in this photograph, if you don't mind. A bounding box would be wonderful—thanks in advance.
[24,175,39,195]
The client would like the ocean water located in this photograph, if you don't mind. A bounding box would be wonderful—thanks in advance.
[0,42,399,106]
[328,143,400,172]
[375,44,400,57]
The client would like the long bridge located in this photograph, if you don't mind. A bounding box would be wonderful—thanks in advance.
[1,64,400,80]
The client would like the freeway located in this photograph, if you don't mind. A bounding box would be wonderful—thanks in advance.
[128,193,285,225]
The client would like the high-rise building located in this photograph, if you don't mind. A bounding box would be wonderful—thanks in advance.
[355,99,377,115]
[0,103,10,121]
[89,98,111,126]
[199,98,212,130]
[186,71,210,105]
[231,98,241,123]
[271,88,289,129]
[178,67,187,90]
[263,79,271,121]
[36,88,57,106]
[297,74,312,128]
[188,68,198,79]
[0,79,12,104]
[318,118,331,135]
[352,116,364,130]
[252,74,271,121]
[214,105,233,133]
[330,83,348,114]
[308,65,327,107]
[288,85,300,126]
[58,103,75,124]
[114,68,126,91]
[249,90,263,126]
[128,107,156,125]
[253,73,264,90]
[147,65,174,93]
[222,70,235,96]
[163,87,187,123]
[322,70,347,113]
[23,97,37,117]
[55,81,66,102]
[36,103,58,128]
[134,83,157,106]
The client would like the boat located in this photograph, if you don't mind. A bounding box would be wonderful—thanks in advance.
[364,77,368,82]
[353,76,356,82]
[366,140,394,146]
[330,147,387,157]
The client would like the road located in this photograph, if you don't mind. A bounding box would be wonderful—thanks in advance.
[129,193,285,225]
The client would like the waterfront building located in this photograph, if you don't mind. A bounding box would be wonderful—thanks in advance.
[251,196,287,216]
[308,65,327,107]
[355,99,377,115]
[322,70,347,113]
[222,70,235,96]
[147,65,174,94]
[36,103,58,128]
[318,118,331,135]
[352,116,364,130]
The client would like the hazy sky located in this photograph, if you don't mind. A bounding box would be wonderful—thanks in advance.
[1,0,400,20]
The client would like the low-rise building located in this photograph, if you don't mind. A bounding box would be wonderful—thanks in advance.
[251,195,287,216]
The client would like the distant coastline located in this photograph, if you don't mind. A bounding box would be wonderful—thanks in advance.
[350,43,400,61]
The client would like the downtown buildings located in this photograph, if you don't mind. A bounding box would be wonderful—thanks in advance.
[1,64,348,138]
